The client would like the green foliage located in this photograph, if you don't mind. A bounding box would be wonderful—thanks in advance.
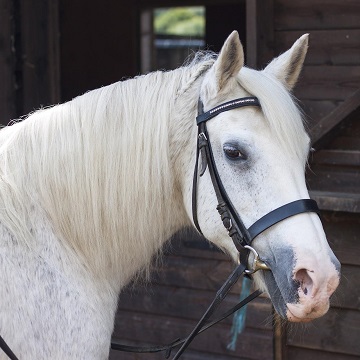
[154,7,205,36]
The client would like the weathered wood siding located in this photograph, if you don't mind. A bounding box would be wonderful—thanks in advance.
[110,1,360,359]
[282,211,360,360]
[274,0,360,124]
[110,237,274,359]
[273,1,360,359]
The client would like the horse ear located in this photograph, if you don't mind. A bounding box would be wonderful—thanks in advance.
[263,34,309,91]
[207,31,244,93]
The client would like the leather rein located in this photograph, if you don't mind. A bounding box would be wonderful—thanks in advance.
[0,96,320,360]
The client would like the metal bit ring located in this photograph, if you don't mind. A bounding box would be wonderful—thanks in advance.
[244,245,270,274]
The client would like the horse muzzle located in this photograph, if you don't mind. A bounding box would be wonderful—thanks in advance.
[261,245,341,322]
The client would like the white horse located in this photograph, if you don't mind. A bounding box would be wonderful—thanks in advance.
[0,31,340,359]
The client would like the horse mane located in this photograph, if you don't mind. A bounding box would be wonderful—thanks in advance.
[0,60,213,287]
[0,51,307,289]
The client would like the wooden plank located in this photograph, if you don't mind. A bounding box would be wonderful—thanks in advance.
[286,346,360,360]
[309,88,360,146]
[329,112,360,138]
[330,136,360,151]
[310,191,360,213]
[246,0,274,69]
[301,100,342,125]
[168,229,232,261]
[275,29,360,66]
[295,66,360,101]
[110,346,252,360]
[321,211,360,266]
[274,0,360,30]
[0,0,16,123]
[113,310,273,359]
[120,262,360,318]
[273,313,286,360]
[331,264,360,311]
[150,255,242,293]
[308,167,360,193]
[307,166,360,194]
[312,150,360,166]
[147,254,268,299]
[118,284,273,330]
[286,308,360,357]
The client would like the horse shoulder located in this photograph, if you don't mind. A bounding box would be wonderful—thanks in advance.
[0,211,117,359]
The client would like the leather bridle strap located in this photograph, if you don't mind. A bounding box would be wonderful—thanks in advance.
[171,262,245,359]
[248,199,320,241]
[196,97,261,124]
[192,96,262,265]
[0,335,19,360]
[192,96,321,265]
[192,97,260,243]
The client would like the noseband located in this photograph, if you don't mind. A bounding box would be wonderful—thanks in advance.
[0,96,321,360]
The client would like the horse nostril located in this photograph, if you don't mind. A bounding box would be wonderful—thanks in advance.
[294,268,314,297]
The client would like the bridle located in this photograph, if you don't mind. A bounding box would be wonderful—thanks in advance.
[192,96,320,272]
[0,96,320,360]
[114,96,320,358]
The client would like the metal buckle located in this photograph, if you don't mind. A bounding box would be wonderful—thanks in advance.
[244,245,270,274]
[198,132,207,141]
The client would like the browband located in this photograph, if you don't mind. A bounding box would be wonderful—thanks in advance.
[196,97,260,124]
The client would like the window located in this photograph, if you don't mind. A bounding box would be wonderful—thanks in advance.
[140,7,205,73]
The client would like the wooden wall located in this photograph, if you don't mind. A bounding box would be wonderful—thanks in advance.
[273,0,360,125]
[111,1,360,359]
[110,236,274,360]
[280,211,360,360]
[272,1,360,359]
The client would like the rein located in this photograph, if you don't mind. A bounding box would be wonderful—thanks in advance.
[0,96,320,360]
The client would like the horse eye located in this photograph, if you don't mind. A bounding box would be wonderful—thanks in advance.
[223,144,247,161]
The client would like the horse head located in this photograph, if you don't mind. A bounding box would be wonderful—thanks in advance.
[184,31,340,322]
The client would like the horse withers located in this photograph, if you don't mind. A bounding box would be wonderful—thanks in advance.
[0,31,340,359]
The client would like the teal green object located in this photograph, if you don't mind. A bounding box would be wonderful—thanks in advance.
[227,276,252,351]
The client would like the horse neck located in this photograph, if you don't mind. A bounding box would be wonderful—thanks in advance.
[0,71,196,292]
